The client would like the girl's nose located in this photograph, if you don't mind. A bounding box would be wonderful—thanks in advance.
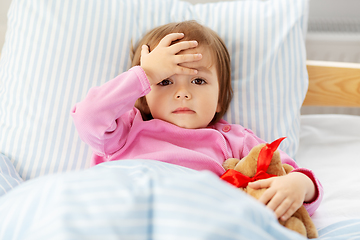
[175,89,191,100]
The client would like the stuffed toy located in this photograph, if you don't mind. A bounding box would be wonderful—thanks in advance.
[221,138,318,239]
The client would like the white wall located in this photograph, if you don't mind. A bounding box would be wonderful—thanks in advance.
[309,0,360,19]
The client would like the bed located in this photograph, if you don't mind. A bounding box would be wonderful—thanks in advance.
[0,0,359,239]
[298,61,360,238]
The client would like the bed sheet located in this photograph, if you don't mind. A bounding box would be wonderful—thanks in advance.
[296,114,360,236]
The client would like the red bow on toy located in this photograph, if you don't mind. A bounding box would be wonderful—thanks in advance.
[220,137,286,188]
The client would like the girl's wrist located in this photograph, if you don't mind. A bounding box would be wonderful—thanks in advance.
[292,171,316,203]
[140,66,156,86]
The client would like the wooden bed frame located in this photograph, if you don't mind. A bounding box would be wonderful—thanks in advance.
[304,60,360,107]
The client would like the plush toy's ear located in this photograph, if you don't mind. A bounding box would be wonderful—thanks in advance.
[266,150,287,176]
[223,158,240,171]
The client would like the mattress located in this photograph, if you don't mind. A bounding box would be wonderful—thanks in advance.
[296,114,360,237]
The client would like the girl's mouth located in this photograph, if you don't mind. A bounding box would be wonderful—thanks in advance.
[172,107,195,114]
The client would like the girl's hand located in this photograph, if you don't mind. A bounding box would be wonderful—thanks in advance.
[248,172,316,221]
[140,33,202,85]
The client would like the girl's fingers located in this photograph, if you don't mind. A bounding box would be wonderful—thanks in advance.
[158,33,185,47]
[261,187,283,211]
[248,178,272,190]
[272,197,292,220]
[282,196,303,220]
[260,188,299,220]
[158,33,199,52]
[258,187,275,205]
[280,202,298,221]
[170,40,198,53]
[174,66,198,75]
[141,45,149,57]
[175,53,202,64]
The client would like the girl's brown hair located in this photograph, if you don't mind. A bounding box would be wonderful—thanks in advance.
[131,20,232,125]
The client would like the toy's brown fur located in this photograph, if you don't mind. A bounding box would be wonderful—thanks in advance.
[223,143,318,238]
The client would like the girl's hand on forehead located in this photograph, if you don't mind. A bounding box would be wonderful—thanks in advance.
[140,33,202,86]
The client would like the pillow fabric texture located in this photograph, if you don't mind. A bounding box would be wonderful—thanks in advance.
[0,0,309,180]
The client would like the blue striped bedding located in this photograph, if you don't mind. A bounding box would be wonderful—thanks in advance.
[317,219,360,240]
[0,154,23,196]
[1,159,359,239]
[0,160,305,240]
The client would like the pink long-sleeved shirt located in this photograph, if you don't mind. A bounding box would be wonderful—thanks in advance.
[71,66,323,215]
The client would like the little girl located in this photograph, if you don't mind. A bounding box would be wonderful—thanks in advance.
[72,21,322,222]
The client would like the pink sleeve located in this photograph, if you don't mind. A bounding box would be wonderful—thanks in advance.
[241,128,323,216]
[71,66,150,156]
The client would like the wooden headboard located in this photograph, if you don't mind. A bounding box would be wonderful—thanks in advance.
[304,60,360,107]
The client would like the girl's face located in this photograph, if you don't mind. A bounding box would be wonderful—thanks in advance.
[145,47,221,129]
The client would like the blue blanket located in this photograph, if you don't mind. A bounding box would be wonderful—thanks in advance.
[0,159,306,239]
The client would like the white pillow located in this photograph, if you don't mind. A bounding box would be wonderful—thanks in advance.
[0,0,309,180]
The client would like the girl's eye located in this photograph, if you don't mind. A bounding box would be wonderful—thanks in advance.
[192,78,206,85]
[157,79,173,86]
